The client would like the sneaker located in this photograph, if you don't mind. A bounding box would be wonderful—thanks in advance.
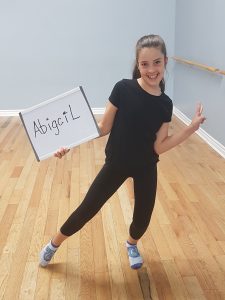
[126,241,143,269]
[39,241,58,267]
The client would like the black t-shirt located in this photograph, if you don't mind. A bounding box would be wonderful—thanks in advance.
[105,79,173,166]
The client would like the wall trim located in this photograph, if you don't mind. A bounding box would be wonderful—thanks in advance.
[0,110,20,116]
[1,107,224,159]
[0,108,105,116]
[173,106,225,159]
[92,108,105,115]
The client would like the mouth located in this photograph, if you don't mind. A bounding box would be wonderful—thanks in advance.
[147,73,159,80]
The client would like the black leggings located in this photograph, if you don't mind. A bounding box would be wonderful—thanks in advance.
[60,162,157,240]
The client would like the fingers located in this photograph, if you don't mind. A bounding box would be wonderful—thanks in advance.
[201,116,207,124]
[54,147,70,159]
[191,102,206,131]
[196,102,203,115]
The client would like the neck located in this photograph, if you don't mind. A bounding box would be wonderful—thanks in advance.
[137,78,161,96]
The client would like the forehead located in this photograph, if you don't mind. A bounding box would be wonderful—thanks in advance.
[138,47,164,61]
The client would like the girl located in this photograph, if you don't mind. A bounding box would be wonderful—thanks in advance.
[40,34,206,269]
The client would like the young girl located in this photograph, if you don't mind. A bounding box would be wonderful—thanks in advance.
[40,34,206,269]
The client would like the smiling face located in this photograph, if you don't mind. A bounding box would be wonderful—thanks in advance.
[137,47,167,94]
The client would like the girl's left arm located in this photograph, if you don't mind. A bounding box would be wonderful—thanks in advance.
[154,103,206,155]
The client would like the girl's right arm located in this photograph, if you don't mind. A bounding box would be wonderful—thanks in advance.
[97,101,118,136]
[54,100,118,159]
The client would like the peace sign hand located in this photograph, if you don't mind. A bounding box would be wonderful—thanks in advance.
[190,103,206,131]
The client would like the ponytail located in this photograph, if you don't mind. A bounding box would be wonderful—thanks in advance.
[159,78,165,93]
[132,63,140,79]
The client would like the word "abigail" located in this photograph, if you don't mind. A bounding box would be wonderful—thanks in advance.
[34,105,80,137]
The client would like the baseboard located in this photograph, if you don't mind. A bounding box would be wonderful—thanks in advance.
[173,107,225,159]
[0,110,20,116]
[92,108,105,115]
[1,107,224,159]
[0,108,105,116]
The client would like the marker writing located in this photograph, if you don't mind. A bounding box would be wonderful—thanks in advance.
[33,104,80,137]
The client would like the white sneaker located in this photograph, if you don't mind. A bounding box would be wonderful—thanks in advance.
[126,241,143,269]
[39,241,58,267]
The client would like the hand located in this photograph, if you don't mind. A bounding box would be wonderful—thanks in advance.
[54,147,70,159]
[190,103,206,132]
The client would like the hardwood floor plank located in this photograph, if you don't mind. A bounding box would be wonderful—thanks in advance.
[162,259,190,299]
[3,208,37,299]
[183,276,206,299]
[102,202,129,299]
[19,262,38,300]
[0,204,17,256]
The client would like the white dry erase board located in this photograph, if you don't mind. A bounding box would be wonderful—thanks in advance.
[19,86,100,161]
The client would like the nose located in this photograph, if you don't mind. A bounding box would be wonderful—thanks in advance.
[146,64,155,73]
[147,69,156,75]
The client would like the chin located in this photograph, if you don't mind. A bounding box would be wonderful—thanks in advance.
[146,79,160,88]
[145,76,162,86]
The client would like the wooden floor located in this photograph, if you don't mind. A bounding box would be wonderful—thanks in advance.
[0,115,225,300]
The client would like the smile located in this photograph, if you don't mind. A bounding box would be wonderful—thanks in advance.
[147,74,158,79]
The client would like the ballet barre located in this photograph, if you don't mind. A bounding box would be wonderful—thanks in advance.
[172,56,225,76]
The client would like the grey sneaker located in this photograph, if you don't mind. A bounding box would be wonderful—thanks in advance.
[39,241,58,267]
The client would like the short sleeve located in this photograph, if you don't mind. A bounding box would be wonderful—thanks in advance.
[108,81,121,108]
[163,98,173,122]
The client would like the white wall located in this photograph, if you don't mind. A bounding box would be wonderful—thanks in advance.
[174,0,225,146]
[0,0,175,110]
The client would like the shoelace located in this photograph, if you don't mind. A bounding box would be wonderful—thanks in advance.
[128,246,140,258]
[44,246,56,261]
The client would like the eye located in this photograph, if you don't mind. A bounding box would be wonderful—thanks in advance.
[154,60,161,65]
[140,62,148,67]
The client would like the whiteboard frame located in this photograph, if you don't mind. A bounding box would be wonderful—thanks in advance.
[19,86,100,161]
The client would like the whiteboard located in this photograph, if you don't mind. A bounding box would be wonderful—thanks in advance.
[19,86,100,161]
